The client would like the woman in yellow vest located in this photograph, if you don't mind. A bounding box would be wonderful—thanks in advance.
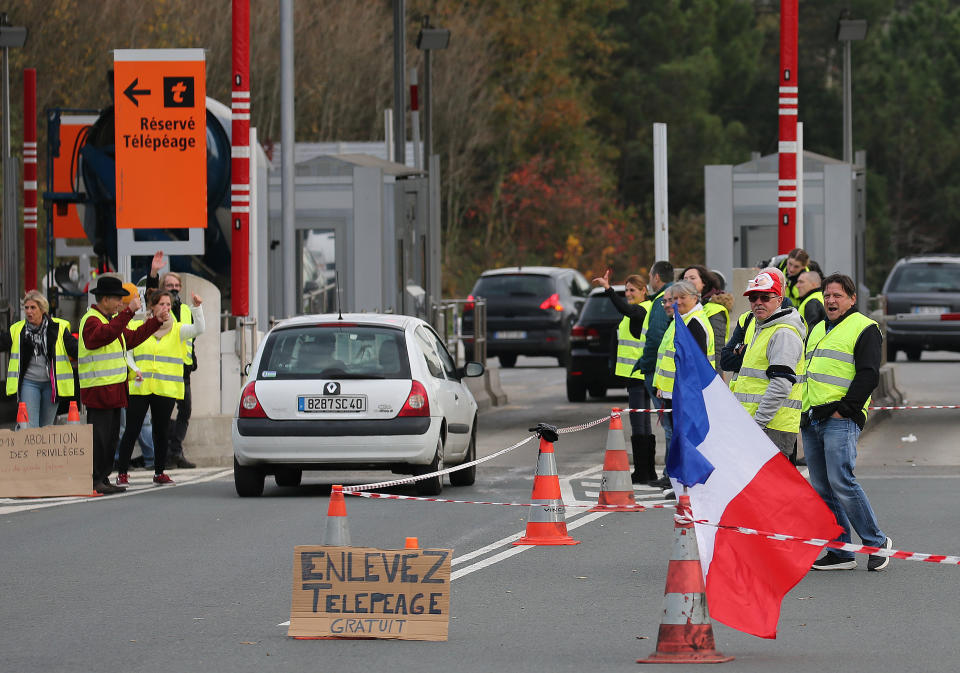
[681,265,733,372]
[592,269,656,483]
[115,289,205,486]
[651,280,714,489]
[1,290,78,428]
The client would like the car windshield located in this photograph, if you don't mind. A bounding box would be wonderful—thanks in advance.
[888,262,960,293]
[258,325,411,380]
[579,294,624,321]
[474,275,554,298]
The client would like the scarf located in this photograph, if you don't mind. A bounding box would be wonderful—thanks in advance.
[24,315,49,361]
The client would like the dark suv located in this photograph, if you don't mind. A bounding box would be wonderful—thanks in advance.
[882,255,960,361]
[464,266,590,367]
[566,285,626,402]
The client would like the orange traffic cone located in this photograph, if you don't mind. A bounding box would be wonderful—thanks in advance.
[637,494,733,664]
[322,484,351,546]
[67,401,81,424]
[591,409,639,512]
[16,402,28,427]
[405,536,419,549]
[514,426,579,546]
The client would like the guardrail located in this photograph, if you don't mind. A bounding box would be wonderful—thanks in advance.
[433,298,486,367]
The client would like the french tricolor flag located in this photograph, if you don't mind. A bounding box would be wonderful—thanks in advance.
[666,313,842,639]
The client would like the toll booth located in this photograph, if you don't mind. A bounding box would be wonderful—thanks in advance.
[265,151,437,321]
[705,151,868,298]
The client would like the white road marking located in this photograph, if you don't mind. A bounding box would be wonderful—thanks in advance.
[0,468,233,515]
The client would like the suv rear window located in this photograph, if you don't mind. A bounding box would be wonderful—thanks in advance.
[888,262,960,292]
[473,275,555,297]
[258,325,411,380]
[579,293,624,321]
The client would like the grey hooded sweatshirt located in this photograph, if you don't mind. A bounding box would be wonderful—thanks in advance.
[745,306,806,427]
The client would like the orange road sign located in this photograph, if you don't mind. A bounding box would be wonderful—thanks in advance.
[53,115,97,240]
[113,49,207,229]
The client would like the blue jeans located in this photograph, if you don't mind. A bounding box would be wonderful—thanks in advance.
[802,417,885,560]
[18,378,58,428]
[643,378,672,454]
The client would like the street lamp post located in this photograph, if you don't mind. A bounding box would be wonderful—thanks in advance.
[416,17,450,163]
[837,13,867,165]
[0,13,27,328]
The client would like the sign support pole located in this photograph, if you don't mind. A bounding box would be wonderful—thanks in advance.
[778,0,799,254]
[22,68,37,292]
[232,0,251,317]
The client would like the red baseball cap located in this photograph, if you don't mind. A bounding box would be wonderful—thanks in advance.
[743,271,783,297]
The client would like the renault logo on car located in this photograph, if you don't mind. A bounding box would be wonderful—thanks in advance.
[324,382,340,395]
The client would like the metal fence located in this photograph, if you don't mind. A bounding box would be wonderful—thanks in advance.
[433,298,486,367]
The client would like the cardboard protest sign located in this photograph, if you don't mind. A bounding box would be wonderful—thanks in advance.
[289,545,452,641]
[0,425,93,497]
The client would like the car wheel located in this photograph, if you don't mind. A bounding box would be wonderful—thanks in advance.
[886,343,898,362]
[566,378,586,402]
[906,347,922,362]
[499,353,517,368]
[588,385,607,399]
[417,438,444,496]
[450,421,477,487]
[274,467,302,488]
[556,350,570,367]
[234,457,265,497]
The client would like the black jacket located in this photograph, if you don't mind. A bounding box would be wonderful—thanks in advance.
[803,307,882,429]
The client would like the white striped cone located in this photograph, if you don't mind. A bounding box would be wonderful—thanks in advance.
[514,437,579,546]
[322,485,351,546]
[591,410,638,512]
[638,494,733,664]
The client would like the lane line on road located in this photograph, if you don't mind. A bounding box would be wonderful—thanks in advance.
[0,468,233,515]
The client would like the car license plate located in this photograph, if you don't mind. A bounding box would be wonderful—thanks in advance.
[298,395,367,412]
[912,305,948,314]
[494,330,527,340]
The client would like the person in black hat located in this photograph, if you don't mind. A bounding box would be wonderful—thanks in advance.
[78,275,168,494]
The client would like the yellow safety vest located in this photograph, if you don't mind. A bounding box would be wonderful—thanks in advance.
[638,290,665,357]
[803,312,877,418]
[797,291,824,331]
[5,318,75,397]
[78,309,127,389]
[128,320,186,399]
[653,309,715,394]
[730,322,805,432]
[702,301,730,344]
[178,302,195,366]
[615,298,652,381]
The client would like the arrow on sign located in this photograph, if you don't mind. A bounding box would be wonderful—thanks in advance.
[123,78,151,106]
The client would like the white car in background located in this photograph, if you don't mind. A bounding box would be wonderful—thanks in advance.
[232,313,484,497]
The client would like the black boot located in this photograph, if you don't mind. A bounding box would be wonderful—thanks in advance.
[630,435,645,483]
[644,434,658,483]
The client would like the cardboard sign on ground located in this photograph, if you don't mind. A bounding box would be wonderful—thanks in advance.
[289,545,452,641]
[0,425,93,497]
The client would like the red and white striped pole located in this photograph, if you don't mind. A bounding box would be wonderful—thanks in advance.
[231,0,251,316]
[409,67,421,170]
[777,0,798,255]
[22,68,37,292]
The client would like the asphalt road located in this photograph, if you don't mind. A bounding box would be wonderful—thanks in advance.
[1,354,958,672]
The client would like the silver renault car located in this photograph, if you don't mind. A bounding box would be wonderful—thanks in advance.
[232,314,484,497]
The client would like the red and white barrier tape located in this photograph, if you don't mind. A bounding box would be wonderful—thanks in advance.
[345,489,677,510]
[868,404,960,410]
[619,404,960,414]
[677,514,960,566]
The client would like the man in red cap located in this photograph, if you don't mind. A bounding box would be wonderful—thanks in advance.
[728,268,807,458]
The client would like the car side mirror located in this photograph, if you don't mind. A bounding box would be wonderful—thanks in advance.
[460,361,485,378]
